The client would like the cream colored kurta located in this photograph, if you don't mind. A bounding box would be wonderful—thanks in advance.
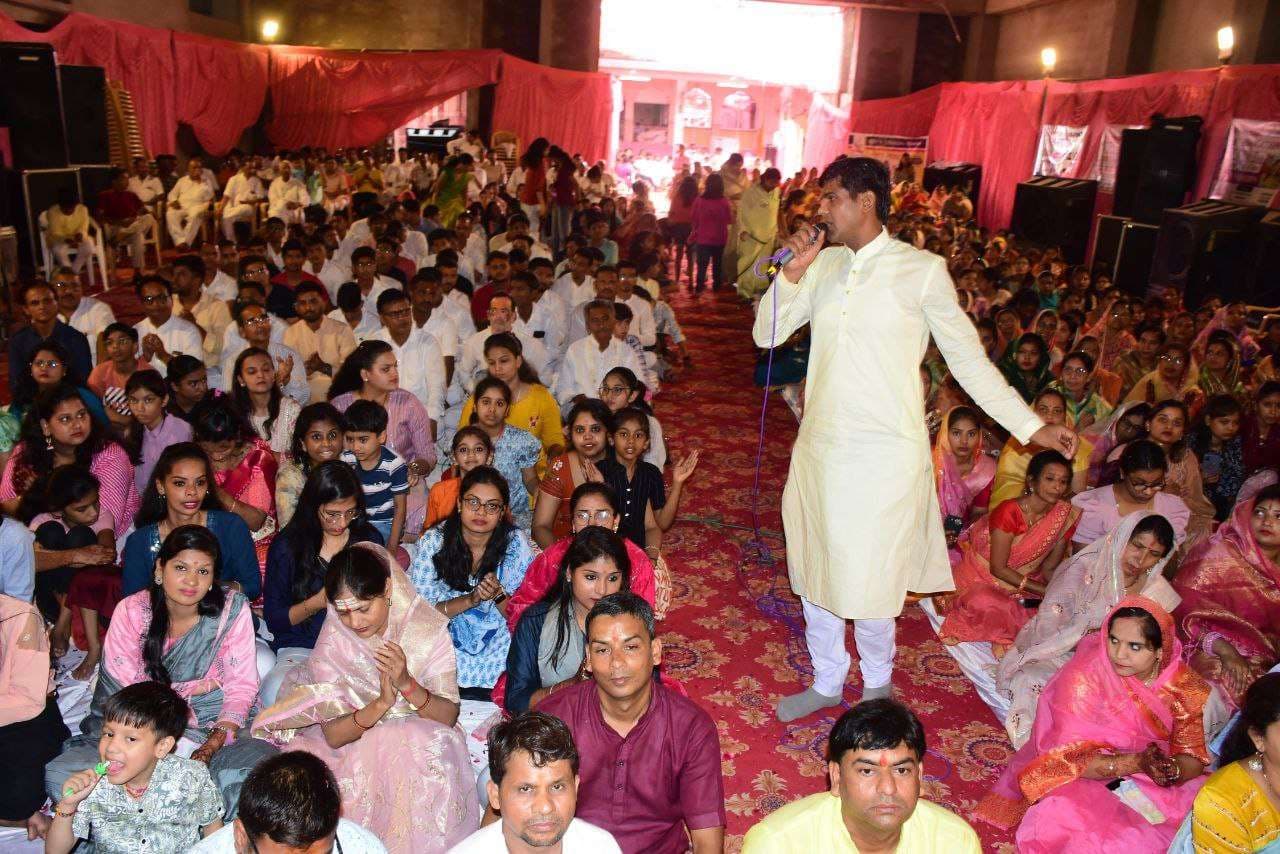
[752,229,1043,619]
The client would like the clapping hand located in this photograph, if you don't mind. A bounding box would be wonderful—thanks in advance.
[469,572,504,606]
[275,354,294,388]
[373,641,412,693]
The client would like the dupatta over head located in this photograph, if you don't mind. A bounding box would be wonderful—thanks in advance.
[932,406,996,521]
[253,542,458,740]
[996,511,1180,747]
[1174,495,1280,706]
[978,596,1210,833]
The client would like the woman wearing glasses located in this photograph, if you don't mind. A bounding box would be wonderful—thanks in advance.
[1069,439,1191,551]
[407,465,534,700]
[261,461,383,706]
[1048,351,1113,433]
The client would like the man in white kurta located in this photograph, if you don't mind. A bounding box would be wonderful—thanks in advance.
[220,162,265,240]
[735,168,782,300]
[752,157,1075,722]
[165,158,215,249]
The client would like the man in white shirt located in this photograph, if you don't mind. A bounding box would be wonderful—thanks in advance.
[552,300,644,407]
[267,160,310,225]
[165,157,215,250]
[564,266,620,345]
[127,157,164,205]
[171,254,233,390]
[221,300,309,404]
[434,252,477,338]
[449,711,622,854]
[222,277,287,358]
[348,245,399,330]
[488,212,551,260]
[615,260,657,348]
[306,235,348,301]
[455,211,488,277]
[454,294,549,404]
[446,128,484,160]
[395,199,431,269]
[427,228,479,284]
[134,275,203,367]
[551,249,595,308]
[408,269,460,387]
[51,267,114,364]
[201,240,240,302]
[219,160,264,241]
[369,288,445,432]
[285,281,358,402]
[190,750,387,854]
[509,271,566,379]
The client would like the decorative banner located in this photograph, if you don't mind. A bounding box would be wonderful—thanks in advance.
[1034,125,1087,178]
[847,133,929,184]
[1211,118,1280,208]
[1090,125,1142,193]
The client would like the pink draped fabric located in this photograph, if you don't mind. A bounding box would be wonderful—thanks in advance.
[850,84,941,136]
[0,11,177,155]
[1197,63,1280,199]
[929,80,1046,230]
[173,32,268,156]
[493,55,611,163]
[265,47,503,150]
[978,597,1210,851]
[801,94,850,177]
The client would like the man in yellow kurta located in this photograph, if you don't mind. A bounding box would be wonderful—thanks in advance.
[735,168,782,300]
[752,157,1076,722]
[741,699,983,853]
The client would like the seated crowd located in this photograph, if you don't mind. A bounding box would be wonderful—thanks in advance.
[2,136,1279,854]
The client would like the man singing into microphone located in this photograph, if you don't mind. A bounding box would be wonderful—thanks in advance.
[753,157,1077,722]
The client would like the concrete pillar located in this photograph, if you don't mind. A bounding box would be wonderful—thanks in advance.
[539,0,601,71]
[962,13,999,81]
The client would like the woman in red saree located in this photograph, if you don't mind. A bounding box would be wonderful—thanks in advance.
[191,397,278,587]
[939,450,1079,654]
[977,597,1210,852]
[932,406,995,562]
[1174,484,1280,707]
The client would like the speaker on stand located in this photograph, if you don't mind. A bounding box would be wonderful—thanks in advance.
[1113,221,1160,298]
[0,43,69,171]
[1114,115,1204,226]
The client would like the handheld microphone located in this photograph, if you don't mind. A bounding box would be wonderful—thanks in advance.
[771,222,829,268]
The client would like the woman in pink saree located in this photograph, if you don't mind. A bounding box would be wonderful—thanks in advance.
[252,542,479,853]
[932,406,995,562]
[192,397,278,581]
[939,450,1079,654]
[977,597,1211,852]
[1174,484,1280,707]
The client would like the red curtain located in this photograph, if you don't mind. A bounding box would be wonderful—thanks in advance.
[264,47,503,150]
[928,80,1046,229]
[0,11,178,155]
[850,84,941,136]
[492,55,611,164]
[1044,69,1219,185]
[173,32,268,156]
[1197,63,1280,198]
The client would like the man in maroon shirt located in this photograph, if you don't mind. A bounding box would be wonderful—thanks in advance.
[470,251,512,330]
[537,593,725,854]
[97,168,154,269]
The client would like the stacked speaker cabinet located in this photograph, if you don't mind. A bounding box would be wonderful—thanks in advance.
[1149,199,1265,307]
[923,163,982,211]
[1010,177,1098,264]
[59,65,110,167]
[0,43,69,171]
[1114,116,1204,226]
[1253,212,1280,308]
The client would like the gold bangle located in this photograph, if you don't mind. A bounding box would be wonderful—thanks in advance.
[54,805,77,819]
[351,710,374,730]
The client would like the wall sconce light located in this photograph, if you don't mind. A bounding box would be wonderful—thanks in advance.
[1217,26,1234,63]
[261,19,281,41]
[1040,47,1057,76]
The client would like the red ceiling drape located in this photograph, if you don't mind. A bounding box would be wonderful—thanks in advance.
[492,55,611,164]
[0,11,177,156]
[264,47,503,150]
[849,84,941,136]
[928,80,1046,229]
[172,32,269,156]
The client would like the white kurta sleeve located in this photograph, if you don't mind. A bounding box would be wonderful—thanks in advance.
[921,256,1043,444]
[752,267,813,348]
[419,335,446,422]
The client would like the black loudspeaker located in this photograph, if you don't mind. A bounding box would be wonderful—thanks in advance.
[1011,176,1099,264]
[1113,129,1149,220]
[0,43,68,170]
[1113,221,1160,298]
[1253,212,1280,307]
[59,65,109,166]
[1150,199,1265,307]
[1092,214,1129,275]
[1125,116,1204,225]
[923,162,981,210]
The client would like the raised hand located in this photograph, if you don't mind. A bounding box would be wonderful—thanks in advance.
[672,449,700,484]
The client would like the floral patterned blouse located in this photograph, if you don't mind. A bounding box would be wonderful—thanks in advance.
[71,754,223,853]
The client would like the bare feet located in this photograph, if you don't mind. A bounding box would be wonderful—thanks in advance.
[72,650,100,681]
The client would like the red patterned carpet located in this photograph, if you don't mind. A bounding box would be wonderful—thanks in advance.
[652,287,1016,852]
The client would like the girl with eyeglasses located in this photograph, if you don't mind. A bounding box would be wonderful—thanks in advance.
[423,427,494,530]
[407,466,534,701]
[1049,351,1113,432]
[9,340,107,427]
[261,460,382,707]
[1124,342,1198,406]
[1069,439,1190,550]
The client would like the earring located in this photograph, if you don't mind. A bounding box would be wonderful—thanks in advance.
[159,491,166,499]
[153,573,163,585]
[44,435,54,451]
[1249,752,1264,772]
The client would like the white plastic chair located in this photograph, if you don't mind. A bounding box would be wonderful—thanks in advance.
[38,209,111,290]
